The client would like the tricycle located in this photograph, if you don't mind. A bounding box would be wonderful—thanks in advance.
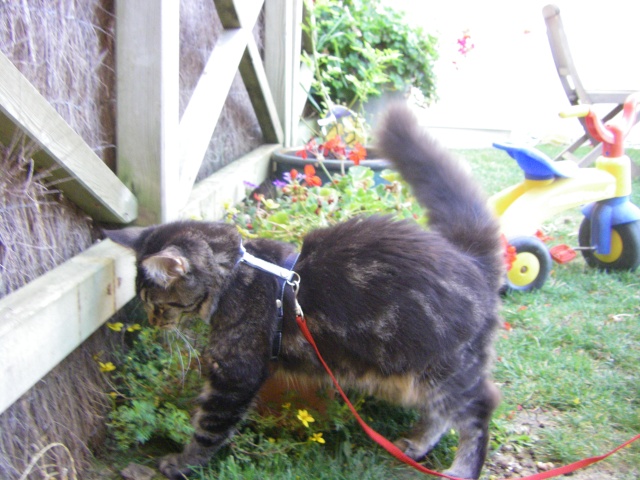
[490,93,640,291]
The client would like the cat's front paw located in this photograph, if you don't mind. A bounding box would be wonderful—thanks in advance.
[158,453,193,480]
[443,468,476,480]
[393,437,427,460]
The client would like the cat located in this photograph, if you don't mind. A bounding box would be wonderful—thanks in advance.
[105,103,504,480]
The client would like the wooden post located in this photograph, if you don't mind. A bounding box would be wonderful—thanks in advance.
[264,0,304,147]
[116,0,180,225]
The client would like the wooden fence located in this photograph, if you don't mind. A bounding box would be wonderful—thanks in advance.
[0,0,304,415]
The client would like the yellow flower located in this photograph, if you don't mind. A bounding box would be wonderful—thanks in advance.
[99,361,116,373]
[309,432,325,444]
[107,322,124,332]
[127,323,142,332]
[296,409,315,428]
[268,437,276,444]
[282,402,291,410]
[263,199,280,210]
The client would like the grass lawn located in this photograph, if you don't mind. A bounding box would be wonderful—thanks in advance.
[465,146,640,479]
[92,147,640,480]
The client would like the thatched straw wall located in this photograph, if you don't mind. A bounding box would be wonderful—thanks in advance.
[0,0,264,477]
[0,134,110,480]
[0,0,117,169]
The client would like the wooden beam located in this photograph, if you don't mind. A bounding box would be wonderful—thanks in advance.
[177,0,265,210]
[264,0,303,147]
[116,0,180,225]
[180,143,279,221]
[240,34,284,144]
[213,0,264,28]
[0,240,136,415]
[0,52,137,224]
[212,0,242,28]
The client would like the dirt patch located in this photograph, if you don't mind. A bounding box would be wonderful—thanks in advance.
[483,408,635,479]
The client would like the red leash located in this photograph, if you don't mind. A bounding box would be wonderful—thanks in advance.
[295,313,639,479]
[294,313,459,479]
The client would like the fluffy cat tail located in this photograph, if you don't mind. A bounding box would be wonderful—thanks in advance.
[376,103,504,291]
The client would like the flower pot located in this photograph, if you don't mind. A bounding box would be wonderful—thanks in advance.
[270,147,391,185]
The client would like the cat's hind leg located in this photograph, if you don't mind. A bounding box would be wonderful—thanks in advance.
[394,378,499,480]
[393,390,451,460]
[394,416,450,460]
[443,379,501,480]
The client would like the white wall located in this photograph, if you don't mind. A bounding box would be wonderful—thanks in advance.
[384,0,640,147]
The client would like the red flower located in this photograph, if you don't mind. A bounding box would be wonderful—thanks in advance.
[501,235,517,270]
[290,169,299,180]
[306,138,318,150]
[347,142,367,165]
[303,165,322,187]
[535,229,552,243]
[321,136,346,158]
[296,138,318,159]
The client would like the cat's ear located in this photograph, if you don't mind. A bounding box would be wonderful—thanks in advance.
[103,227,148,250]
[141,247,190,288]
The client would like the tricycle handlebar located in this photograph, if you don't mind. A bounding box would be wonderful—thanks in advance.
[566,93,640,157]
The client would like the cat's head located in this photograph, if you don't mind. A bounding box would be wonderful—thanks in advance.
[105,221,242,328]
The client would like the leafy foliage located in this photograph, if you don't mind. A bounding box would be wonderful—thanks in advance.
[193,391,433,479]
[305,0,438,110]
[227,165,424,245]
[103,325,202,450]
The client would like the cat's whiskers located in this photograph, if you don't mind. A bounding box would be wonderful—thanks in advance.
[163,326,202,384]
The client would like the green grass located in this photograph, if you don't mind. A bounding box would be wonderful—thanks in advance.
[92,147,640,479]
[467,146,640,478]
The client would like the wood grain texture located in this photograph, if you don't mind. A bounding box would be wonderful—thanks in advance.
[116,0,180,224]
[180,143,279,221]
[0,240,135,414]
[0,52,137,224]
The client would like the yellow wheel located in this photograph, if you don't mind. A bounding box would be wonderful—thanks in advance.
[594,229,623,264]
[508,252,541,287]
[506,236,552,292]
[579,219,640,271]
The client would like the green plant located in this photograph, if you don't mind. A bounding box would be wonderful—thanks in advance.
[101,323,204,450]
[227,165,424,245]
[304,0,438,111]
[194,392,432,479]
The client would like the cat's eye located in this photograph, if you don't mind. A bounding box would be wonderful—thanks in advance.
[166,301,188,308]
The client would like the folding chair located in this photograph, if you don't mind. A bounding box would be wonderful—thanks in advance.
[543,4,638,170]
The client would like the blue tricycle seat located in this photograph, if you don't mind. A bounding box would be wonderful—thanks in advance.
[493,142,576,180]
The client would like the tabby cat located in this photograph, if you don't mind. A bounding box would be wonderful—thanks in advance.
[105,104,504,479]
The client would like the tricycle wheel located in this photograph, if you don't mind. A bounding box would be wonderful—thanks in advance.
[506,236,552,292]
[578,219,640,271]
